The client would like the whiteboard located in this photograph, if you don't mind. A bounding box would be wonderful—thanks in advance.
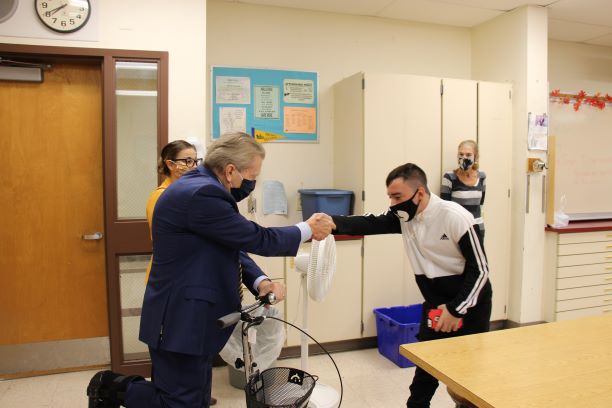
[549,103,612,220]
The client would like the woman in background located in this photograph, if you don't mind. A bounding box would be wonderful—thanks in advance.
[145,140,199,281]
[441,139,486,238]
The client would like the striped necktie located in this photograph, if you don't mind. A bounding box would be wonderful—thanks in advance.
[238,264,244,303]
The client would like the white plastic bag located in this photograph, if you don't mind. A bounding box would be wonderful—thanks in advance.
[552,195,570,228]
[219,306,285,371]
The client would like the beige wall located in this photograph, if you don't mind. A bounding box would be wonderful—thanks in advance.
[549,40,612,92]
[207,0,472,226]
[0,0,207,145]
[472,6,549,323]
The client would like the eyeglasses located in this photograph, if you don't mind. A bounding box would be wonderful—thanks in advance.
[172,157,202,168]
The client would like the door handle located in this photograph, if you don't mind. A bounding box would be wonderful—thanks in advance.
[82,232,104,240]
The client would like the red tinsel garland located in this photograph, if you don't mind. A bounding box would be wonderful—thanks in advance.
[550,89,612,111]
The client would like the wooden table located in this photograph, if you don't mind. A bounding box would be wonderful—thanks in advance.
[400,315,612,408]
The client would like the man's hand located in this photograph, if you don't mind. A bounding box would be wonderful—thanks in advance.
[306,213,336,241]
[257,279,286,304]
[434,304,462,333]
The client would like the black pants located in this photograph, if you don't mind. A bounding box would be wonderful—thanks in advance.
[406,301,492,408]
[125,347,214,408]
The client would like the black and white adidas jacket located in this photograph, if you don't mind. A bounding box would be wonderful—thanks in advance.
[332,194,492,318]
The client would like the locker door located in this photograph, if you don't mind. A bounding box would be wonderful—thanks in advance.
[478,81,513,321]
[441,78,478,183]
[361,74,440,336]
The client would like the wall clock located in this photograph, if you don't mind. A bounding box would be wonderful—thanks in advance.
[34,0,91,33]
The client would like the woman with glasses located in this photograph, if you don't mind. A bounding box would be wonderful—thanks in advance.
[145,140,200,281]
[440,139,486,238]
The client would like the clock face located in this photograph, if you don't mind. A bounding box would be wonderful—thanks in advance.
[35,0,91,33]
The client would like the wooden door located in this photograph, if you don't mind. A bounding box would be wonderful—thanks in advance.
[478,81,512,321]
[0,62,106,372]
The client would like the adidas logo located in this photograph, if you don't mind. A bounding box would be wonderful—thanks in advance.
[440,233,449,240]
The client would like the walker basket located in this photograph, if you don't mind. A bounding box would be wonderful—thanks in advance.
[245,367,318,408]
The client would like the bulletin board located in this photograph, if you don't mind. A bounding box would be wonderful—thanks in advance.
[211,66,319,142]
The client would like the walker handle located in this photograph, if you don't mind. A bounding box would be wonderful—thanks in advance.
[216,312,242,329]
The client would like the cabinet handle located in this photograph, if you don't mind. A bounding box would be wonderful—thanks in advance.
[608,233,612,238]
[608,244,612,248]
[607,255,612,259]
[606,277,612,281]
[604,309,612,313]
[605,288,612,292]
[604,299,612,303]
[607,266,612,270]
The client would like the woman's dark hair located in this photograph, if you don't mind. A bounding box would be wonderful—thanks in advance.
[158,140,196,176]
[385,163,430,193]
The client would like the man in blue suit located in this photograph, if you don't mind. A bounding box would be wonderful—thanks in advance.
[88,133,335,408]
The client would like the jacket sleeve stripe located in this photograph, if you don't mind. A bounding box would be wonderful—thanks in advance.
[455,226,489,314]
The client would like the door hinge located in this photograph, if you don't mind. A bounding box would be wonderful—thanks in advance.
[508,188,511,198]
[362,190,365,201]
[361,321,364,335]
[440,82,444,96]
[362,77,365,90]
[509,90,512,99]
[504,305,507,314]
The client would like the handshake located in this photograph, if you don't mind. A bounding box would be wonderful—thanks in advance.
[305,213,336,241]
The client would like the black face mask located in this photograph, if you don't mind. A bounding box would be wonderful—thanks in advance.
[231,178,256,202]
[458,157,474,171]
[390,189,420,222]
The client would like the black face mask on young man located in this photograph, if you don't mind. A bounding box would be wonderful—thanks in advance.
[231,178,256,202]
[390,188,420,222]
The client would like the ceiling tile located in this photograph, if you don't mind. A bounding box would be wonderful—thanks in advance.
[549,19,612,43]
[584,33,612,47]
[431,0,548,11]
[377,0,503,27]
[548,0,612,28]
[236,0,395,16]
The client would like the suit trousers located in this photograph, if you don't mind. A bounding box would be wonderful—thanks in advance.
[125,347,214,408]
[406,301,492,408]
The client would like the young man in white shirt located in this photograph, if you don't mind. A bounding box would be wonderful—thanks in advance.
[332,162,492,408]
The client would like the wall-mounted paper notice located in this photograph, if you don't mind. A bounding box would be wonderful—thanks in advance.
[262,180,288,215]
[528,112,548,151]
[220,107,247,135]
[216,76,250,104]
[284,107,316,134]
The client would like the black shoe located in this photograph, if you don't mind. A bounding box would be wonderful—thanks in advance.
[87,371,120,408]
[87,370,144,408]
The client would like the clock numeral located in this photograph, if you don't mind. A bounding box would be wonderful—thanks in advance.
[77,14,82,19]
[45,11,51,17]
[41,2,48,8]
[70,19,75,25]
[61,20,66,27]
[52,17,57,24]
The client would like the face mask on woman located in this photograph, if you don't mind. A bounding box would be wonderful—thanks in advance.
[458,157,474,171]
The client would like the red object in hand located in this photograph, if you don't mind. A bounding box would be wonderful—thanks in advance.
[427,308,463,330]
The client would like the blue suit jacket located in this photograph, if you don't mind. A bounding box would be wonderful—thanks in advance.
[139,165,302,356]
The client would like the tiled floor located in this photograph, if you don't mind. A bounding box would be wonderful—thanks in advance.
[0,348,455,407]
